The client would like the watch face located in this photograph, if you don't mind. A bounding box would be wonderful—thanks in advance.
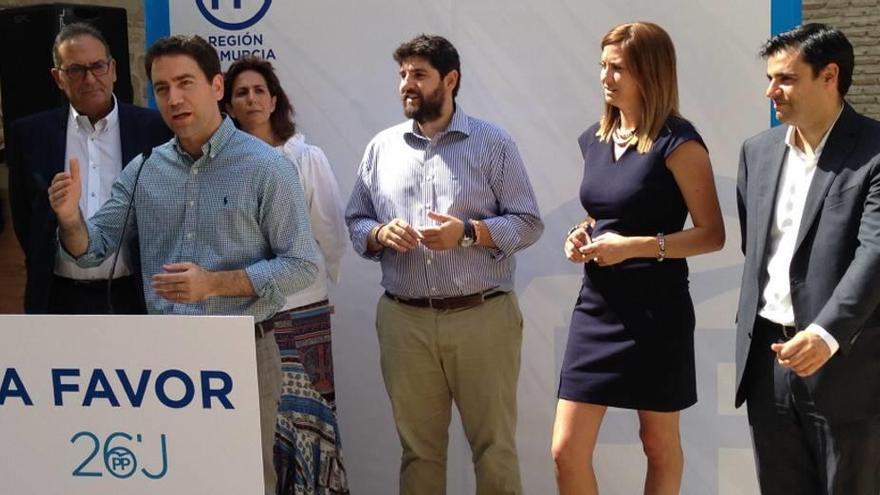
[459,220,476,247]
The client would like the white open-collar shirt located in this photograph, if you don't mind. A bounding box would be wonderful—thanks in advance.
[759,105,844,355]
[55,96,132,279]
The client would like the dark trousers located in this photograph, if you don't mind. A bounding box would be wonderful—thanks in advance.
[47,275,144,314]
[745,316,880,495]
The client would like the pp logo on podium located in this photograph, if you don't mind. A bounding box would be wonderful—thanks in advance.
[107,445,137,477]
[71,431,169,480]
[197,0,273,30]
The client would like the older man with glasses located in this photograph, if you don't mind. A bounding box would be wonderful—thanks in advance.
[6,22,171,314]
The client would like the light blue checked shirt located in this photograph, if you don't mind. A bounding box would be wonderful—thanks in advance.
[70,117,318,321]
[345,107,543,298]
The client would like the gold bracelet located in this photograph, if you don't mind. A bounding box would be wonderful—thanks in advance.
[656,233,666,262]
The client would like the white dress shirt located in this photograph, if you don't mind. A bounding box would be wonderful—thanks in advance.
[54,98,132,280]
[759,106,844,355]
[277,134,347,309]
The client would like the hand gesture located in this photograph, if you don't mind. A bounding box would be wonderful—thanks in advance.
[579,232,631,267]
[377,218,421,253]
[419,211,465,251]
[152,262,215,303]
[564,224,593,262]
[771,332,832,377]
[49,158,82,224]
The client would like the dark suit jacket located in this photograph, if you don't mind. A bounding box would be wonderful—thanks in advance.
[6,102,172,313]
[735,103,880,423]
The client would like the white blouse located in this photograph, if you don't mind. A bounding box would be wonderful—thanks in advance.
[277,134,348,310]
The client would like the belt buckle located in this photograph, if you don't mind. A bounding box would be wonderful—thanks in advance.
[781,325,796,340]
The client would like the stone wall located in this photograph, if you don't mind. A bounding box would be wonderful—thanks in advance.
[804,0,880,118]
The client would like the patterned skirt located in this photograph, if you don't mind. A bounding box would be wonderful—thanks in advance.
[270,300,349,494]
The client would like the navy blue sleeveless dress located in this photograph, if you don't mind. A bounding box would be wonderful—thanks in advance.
[558,117,705,411]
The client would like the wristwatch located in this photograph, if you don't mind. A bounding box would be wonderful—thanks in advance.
[458,219,476,247]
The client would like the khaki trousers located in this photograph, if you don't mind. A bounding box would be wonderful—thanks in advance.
[376,292,524,495]
[255,329,282,495]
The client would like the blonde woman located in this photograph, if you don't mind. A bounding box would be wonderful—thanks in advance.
[552,22,724,495]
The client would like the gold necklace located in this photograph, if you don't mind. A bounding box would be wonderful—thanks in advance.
[612,126,637,142]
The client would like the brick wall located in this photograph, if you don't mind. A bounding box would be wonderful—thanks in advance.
[804,0,880,119]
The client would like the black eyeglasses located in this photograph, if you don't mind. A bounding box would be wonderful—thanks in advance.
[57,59,112,80]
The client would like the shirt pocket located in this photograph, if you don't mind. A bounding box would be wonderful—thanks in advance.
[219,191,260,243]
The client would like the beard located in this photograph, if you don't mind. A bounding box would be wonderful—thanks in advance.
[402,85,445,123]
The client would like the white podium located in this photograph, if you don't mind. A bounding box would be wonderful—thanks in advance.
[0,315,264,494]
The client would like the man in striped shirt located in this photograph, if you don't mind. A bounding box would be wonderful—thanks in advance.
[346,34,543,495]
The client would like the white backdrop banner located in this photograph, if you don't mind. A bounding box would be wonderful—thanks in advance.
[0,315,263,495]
[145,1,799,493]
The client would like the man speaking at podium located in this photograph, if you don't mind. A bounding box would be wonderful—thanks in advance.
[47,35,318,495]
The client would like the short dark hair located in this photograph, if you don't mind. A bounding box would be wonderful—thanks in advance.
[760,23,854,96]
[52,23,111,67]
[222,56,296,141]
[145,35,221,82]
[393,34,461,97]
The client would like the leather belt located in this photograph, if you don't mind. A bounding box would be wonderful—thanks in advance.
[254,321,270,339]
[758,315,798,341]
[384,289,507,310]
[254,316,278,339]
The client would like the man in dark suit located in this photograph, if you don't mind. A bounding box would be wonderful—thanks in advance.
[7,23,170,314]
[736,23,880,494]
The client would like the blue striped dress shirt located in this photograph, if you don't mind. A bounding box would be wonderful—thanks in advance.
[345,108,543,298]
[71,117,319,322]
